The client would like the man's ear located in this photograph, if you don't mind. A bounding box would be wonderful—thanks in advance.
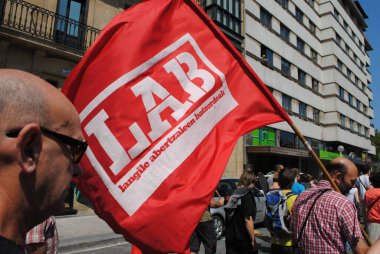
[16,123,42,174]
[333,171,342,184]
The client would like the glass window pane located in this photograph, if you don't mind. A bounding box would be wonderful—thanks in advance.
[57,0,68,32]
[69,1,81,22]
[280,131,295,148]
[58,0,68,16]
[235,0,240,17]
[216,9,222,22]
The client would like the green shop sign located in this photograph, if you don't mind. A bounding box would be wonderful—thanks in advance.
[319,150,341,160]
[250,127,276,146]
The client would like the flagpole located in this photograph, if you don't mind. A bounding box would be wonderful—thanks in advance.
[289,122,372,246]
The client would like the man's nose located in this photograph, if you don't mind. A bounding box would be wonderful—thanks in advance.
[73,164,83,177]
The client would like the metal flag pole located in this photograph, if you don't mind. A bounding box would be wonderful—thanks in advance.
[289,121,372,246]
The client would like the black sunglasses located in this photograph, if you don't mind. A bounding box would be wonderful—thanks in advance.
[6,127,88,164]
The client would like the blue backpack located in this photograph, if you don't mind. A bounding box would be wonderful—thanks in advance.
[265,190,295,237]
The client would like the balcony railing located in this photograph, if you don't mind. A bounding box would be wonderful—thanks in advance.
[0,0,100,51]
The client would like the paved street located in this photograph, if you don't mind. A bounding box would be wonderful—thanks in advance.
[61,226,271,254]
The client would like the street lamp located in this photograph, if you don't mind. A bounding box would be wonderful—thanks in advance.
[337,145,344,157]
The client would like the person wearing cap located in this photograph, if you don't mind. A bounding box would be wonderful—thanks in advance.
[0,69,86,253]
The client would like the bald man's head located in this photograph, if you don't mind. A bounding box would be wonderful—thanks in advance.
[0,69,50,131]
[326,157,358,195]
[0,69,84,233]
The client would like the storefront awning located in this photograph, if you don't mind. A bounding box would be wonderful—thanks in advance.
[246,146,310,158]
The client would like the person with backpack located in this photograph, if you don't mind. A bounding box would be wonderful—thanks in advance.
[265,167,297,254]
[224,171,257,254]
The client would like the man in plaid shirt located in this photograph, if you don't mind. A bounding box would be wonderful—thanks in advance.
[291,157,369,254]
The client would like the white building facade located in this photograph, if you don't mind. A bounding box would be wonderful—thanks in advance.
[243,0,375,175]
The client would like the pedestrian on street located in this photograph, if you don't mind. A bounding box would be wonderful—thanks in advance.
[300,173,312,190]
[225,171,258,254]
[267,164,284,189]
[25,216,58,254]
[357,165,373,225]
[265,167,297,254]
[0,69,86,253]
[364,171,380,242]
[291,169,305,194]
[291,157,369,254]
[190,196,224,254]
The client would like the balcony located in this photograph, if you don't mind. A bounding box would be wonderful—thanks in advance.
[0,0,100,52]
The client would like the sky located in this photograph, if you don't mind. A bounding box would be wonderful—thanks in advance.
[361,0,380,130]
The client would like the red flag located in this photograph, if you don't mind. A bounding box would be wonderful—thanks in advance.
[62,0,291,252]
[131,245,143,254]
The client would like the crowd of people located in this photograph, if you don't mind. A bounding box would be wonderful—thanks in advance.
[235,159,380,254]
[191,158,380,254]
[1,69,380,254]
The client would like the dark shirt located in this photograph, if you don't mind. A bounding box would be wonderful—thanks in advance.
[0,236,25,254]
[225,187,256,241]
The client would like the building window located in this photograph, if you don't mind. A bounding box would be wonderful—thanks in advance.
[282,94,292,111]
[339,87,345,100]
[280,131,295,148]
[297,37,305,53]
[343,21,348,31]
[353,53,358,63]
[208,0,242,36]
[56,0,87,49]
[348,93,353,106]
[337,60,343,71]
[261,45,273,66]
[306,0,315,7]
[309,21,316,34]
[308,138,324,150]
[312,78,318,92]
[298,69,306,85]
[356,100,361,111]
[260,8,272,28]
[340,114,346,127]
[363,105,368,114]
[299,102,307,117]
[281,58,291,76]
[345,44,349,54]
[350,119,354,130]
[336,33,342,45]
[365,127,369,137]
[280,23,290,41]
[311,49,318,62]
[276,0,289,9]
[295,7,304,23]
[355,76,359,85]
[347,68,351,79]
[334,8,340,19]
[313,108,320,122]
[358,123,362,134]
